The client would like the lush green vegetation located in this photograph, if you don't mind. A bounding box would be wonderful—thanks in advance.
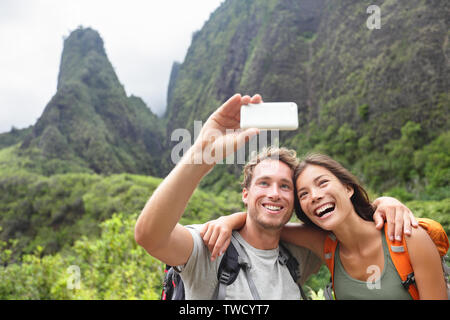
[1,185,448,299]
[0,145,244,299]
[1,142,448,299]
[0,145,242,261]
[0,212,162,299]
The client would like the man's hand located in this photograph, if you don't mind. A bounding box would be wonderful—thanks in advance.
[135,94,262,267]
[191,94,262,165]
[373,196,419,241]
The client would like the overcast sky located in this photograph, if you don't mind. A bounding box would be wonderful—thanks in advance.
[0,0,224,134]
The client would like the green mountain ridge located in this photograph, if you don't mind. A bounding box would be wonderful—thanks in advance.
[164,0,449,195]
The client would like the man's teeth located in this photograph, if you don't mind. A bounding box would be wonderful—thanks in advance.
[264,204,282,211]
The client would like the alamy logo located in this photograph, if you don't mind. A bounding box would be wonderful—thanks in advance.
[367,5,381,30]
[170,121,280,165]
[366,265,381,290]
[67,265,81,290]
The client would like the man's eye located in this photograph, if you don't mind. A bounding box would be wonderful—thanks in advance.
[259,181,268,186]
[281,184,291,190]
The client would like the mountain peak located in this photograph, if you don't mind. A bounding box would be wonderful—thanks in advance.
[19,27,164,176]
[65,27,106,57]
[57,27,118,91]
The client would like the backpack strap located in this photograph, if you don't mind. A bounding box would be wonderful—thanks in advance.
[212,236,261,300]
[213,237,307,300]
[322,222,448,300]
[230,236,261,300]
[323,233,338,300]
[279,243,308,300]
[212,239,240,300]
[384,227,420,300]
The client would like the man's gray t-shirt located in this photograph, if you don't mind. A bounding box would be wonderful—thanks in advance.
[176,226,322,300]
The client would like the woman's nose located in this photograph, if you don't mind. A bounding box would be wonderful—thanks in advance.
[310,187,323,202]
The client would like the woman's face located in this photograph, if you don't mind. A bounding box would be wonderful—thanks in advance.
[296,164,354,230]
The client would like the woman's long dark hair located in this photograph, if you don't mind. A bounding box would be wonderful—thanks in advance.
[294,153,375,228]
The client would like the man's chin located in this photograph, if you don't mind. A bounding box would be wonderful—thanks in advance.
[248,209,292,231]
[260,223,285,231]
[256,217,289,231]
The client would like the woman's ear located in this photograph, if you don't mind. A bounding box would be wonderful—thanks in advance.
[346,184,354,198]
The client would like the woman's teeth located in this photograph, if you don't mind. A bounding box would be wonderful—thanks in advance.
[315,204,335,217]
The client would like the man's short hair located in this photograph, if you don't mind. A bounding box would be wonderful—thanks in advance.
[241,147,299,189]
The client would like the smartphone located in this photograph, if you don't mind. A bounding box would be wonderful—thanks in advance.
[240,102,298,130]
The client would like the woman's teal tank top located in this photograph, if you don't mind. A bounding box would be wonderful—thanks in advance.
[333,230,412,300]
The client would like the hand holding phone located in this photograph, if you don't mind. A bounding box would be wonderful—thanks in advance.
[240,102,299,130]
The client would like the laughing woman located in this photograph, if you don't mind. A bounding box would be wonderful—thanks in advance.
[201,154,447,299]
[288,153,447,299]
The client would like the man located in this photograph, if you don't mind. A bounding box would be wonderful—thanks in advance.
[135,94,417,299]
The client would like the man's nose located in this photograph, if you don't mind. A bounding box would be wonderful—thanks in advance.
[267,184,280,199]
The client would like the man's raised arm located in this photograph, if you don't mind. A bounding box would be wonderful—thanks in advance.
[134,93,261,266]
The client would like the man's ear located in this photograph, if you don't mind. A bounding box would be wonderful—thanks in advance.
[242,188,248,206]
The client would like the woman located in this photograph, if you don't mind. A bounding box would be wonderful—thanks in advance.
[201,153,447,299]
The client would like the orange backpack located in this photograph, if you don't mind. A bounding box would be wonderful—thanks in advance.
[323,218,450,300]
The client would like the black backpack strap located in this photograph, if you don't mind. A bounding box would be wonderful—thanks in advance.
[230,237,261,300]
[212,236,261,300]
[212,238,308,300]
[212,239,240,300]
[279,243,308,300]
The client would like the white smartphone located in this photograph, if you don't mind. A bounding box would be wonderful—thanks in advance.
[240,102,298,130]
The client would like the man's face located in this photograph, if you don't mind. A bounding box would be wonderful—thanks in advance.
[242,159,295,230]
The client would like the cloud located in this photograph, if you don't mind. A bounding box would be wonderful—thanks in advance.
[0,0,224,133]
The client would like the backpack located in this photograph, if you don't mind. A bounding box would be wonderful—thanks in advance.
[323,217,450,300]
[161,236,308,300]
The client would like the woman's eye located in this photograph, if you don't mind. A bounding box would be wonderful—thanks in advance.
[319,180,328,186]
[298,192,307,199]
[259,181,268,186]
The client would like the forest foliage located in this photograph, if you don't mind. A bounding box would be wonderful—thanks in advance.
[0,144,448,299]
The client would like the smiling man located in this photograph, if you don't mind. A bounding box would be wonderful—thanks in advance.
[134,93,416,300]
[239,154,298,248]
